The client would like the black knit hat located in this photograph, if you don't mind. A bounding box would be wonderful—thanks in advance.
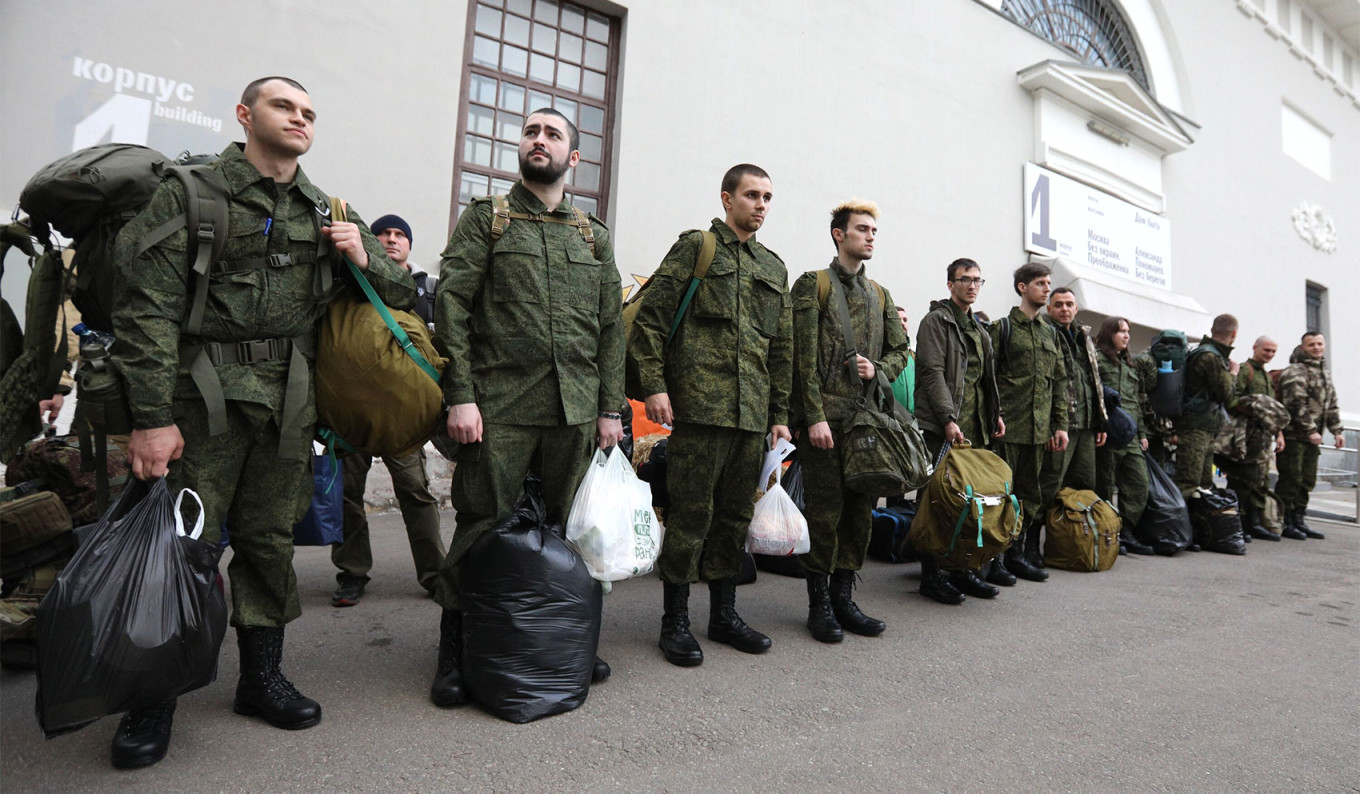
[371,214,412,244]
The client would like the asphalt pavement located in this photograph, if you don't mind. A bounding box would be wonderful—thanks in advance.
[3,510,1357,793]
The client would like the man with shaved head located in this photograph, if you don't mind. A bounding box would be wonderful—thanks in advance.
[1227,335,1287,540]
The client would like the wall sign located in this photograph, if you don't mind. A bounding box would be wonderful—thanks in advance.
[1023,162,1172,290]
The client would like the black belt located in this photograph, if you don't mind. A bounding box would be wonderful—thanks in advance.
[202,338,293,365]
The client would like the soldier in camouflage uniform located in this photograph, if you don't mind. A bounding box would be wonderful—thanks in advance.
[112,77,416,769]
[429,108,624,706]
[790,200,909,643]
[1173,315,1239,497]
[912,258,1004,604]
[629,164,793,667]
[1094,317,1155,553]
[1226,336,1287,540]
[988,262,1068,585]
[1037,288,1111,561]
[1275,332,1345,540]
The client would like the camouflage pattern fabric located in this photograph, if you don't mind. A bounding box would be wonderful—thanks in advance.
[1275,438,1320,512]
[655,422,765,584]
[4,434,130,524]
[1277,347,1343,441]
[988,307,1068,445]
[628,219,792,432]
[1097,443,1149,529]
[1174,428,1218,496]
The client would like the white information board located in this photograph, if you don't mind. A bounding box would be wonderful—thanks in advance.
[1023,162,1172,290]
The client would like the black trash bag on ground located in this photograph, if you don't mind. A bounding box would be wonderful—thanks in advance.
[1134,457,1192,556]
[1186,487,1246,555]
[461,479,602,724]
[35,477,226,738]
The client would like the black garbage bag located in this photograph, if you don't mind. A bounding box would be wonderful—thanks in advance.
[461,480,602,724]
[1134,457,1192,556]
[35,477,226,738]
[1187,487,1246,555]
[783,457,805,512]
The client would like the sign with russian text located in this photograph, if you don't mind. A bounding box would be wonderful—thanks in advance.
[1022,162,1172,290]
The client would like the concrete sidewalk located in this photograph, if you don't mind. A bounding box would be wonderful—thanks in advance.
[3,512,1357,793]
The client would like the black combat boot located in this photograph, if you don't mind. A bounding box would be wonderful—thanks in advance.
[984,557,1017,587]
[233,627,321,729]
[431,609,469,706]
[830,569,885,636]
[1006,524,1049,582]
[110,699,176,769]
[707,578,771,654]
[1121,532,1156,555]
[1280,510,1307,540]
[949,568,1000,599]
[1243,504,1279,541]
[805,575,843,643]
[1024,521,1046,569]
[592,657,611,683]
[1290,509,1324,539]
[919,557,965,605]
[659,582,704,666]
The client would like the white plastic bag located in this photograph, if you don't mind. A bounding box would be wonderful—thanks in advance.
[745,439,810,556]
[566,447,663,582]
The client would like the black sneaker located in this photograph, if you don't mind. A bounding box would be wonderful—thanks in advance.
[331,576,367,607]
[111,699,176,769]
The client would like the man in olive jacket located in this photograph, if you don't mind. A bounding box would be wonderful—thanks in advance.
[431,108,625,706]
[790,199,909,642]
[1228,336,1288,540]
[988,263,1068,584]
[112,77,416,768]
[629,164,793,667]
[912,258,1004,604]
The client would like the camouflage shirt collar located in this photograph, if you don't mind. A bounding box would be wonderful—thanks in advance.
[712,217,756,249]
[508,180,576,216]
[217,142,317,197]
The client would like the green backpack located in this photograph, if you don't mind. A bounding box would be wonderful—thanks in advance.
[1043,487,1120,572]
[906,441,1022,571]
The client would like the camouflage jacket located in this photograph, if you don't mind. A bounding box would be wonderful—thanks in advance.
[1096,349,1145,440]
[433,181,624,426]
[1176,336,1235,433]
[790,262,910,428]
[1235,357,1275,400]
[628,219,793,432]
[1044,315,1108,432]
[1278,346,1343,440]
[913,298,1001,439]
[113,143,415,430]
[988,306,1068,444]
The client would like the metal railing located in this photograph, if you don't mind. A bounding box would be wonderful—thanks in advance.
[1315,425,1358,523]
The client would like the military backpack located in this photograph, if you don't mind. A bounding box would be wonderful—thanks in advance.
[905,441,1022,571]
[1146,329,1189,419]
[622,230,717,401]
[1043,487,1120,572]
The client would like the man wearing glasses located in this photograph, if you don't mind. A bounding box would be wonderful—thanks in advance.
[911,258,1004,604]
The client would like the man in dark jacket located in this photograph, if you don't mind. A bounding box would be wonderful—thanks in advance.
[1173,315,1238,496]
[912,258,1004,604]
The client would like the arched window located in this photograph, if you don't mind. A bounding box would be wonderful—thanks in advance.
[1002,0,1149,90]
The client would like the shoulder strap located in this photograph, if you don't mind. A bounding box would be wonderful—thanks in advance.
[666,231,716,344]
[827,269,861,386]
[487,194,597,256]
[139,165,231,337]
[816,270,830,308]
[998,315,1012,364]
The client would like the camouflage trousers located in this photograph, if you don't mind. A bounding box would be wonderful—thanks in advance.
[1040,427,1098,499]
[434,421,594,611]
[656,423,765,584]
[167,399,313,629]
[1097,440,1149,530]
[796,433,874,575]
[997,442,1048,530]
[332,449,446,592]
[1223,457,1270,513]
[1173,428,1218,495]
[1275,439,1320,512]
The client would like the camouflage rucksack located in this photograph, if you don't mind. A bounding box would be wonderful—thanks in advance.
[0,224,69,462]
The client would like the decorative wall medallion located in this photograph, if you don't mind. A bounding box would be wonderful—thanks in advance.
[1291,202,1337,253]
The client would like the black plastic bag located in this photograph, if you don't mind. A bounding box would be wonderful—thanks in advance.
[1135,457,1193,555]
[636,437,669,510]
[1187,487,1246,555]
[783,457,805,512]
[35,477,226,737]
[461,480,602,724]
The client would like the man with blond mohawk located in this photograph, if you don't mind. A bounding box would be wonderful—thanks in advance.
[790,199,910,642]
